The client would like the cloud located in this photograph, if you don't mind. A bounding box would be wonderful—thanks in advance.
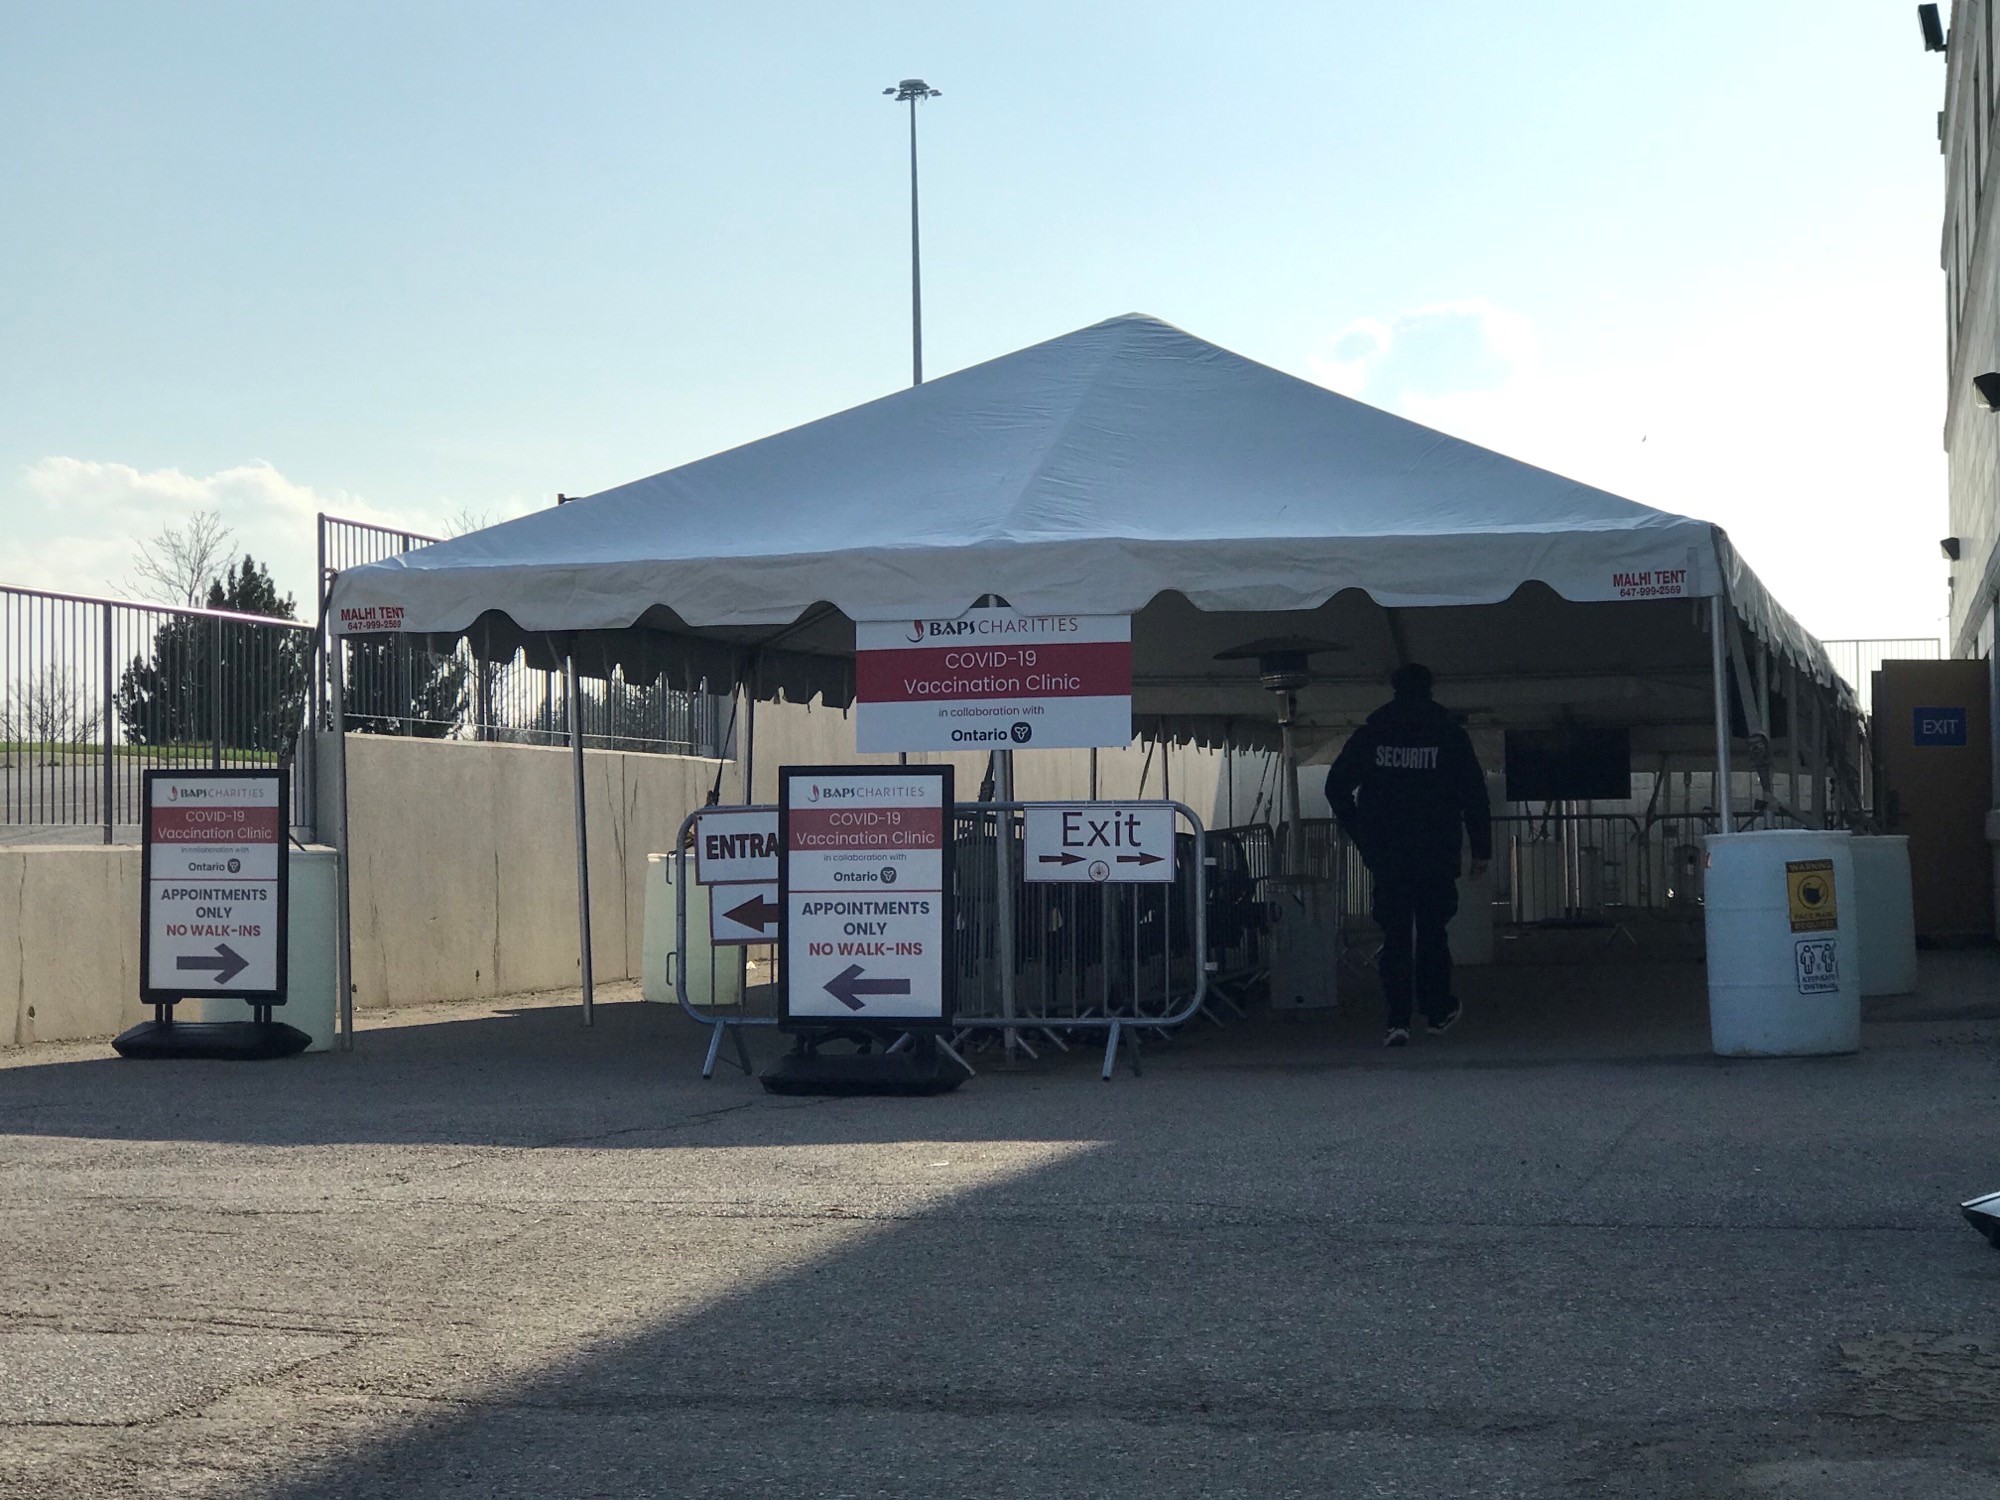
[13,458,532,614]
[1309,300,1537,406]
[1302,291,1947,643]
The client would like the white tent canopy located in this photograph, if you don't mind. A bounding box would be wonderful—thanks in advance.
[328,313,1852,751]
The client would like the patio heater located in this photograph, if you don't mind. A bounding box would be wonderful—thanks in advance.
[1214,637,1343,873]
[1216,637,1346,1011]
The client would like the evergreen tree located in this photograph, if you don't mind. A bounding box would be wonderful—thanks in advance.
[116,554,309,753]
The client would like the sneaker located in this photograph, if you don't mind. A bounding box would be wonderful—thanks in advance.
[1383,1027,1411,1048]
[1425,1000,1464,1035]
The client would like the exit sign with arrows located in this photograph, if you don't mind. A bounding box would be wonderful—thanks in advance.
[1023,803,1178,884]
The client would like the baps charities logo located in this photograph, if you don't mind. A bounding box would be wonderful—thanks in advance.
[914,616,1081,638]
[1010,721,1033,744]
[1611,567,1689,600]
[809,783,820,802]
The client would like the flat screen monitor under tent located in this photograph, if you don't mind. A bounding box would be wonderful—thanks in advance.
[1504,728,1632,803]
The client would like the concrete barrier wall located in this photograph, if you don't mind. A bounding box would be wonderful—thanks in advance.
[320,731,730,1010]
[0,845,144,1045]
[3,701,1228,1042]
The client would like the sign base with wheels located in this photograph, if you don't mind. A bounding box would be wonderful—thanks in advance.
[760,1031,972,1096]
[113,1004,312,1061]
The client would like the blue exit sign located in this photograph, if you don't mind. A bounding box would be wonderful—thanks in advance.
[1914,706,1969,747]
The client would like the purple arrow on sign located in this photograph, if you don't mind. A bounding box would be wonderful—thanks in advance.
[176,943,248,985]
[823,964,912,1011]
[723,893,779,933]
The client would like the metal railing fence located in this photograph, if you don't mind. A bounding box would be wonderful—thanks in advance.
[1822,637,1942,717]
[1,583,315,841]
[319,514,731,756]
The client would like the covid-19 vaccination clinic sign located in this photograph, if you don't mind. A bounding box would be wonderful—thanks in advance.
[854,609,1131,753]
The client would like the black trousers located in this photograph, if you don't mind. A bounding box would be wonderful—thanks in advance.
[1371,869,1459,1029]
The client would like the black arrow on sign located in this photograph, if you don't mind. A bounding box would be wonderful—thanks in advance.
[723,893,779,933]
[1038,852,1084,866]
[1117,852,1165,866]
[823,964,912,1012]
[176,943,249,985]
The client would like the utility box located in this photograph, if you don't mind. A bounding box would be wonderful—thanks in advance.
[1871,659,1992,941]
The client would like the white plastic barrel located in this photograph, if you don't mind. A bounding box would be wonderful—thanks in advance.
[1512,840,1564,923]
[1449,860,1495,966]
[1703,829,1859,1056]
[1851,835,1919,997]
[188,845,339,1052]
[640,852,744,1008]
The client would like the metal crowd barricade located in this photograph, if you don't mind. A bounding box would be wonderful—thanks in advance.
[669,804,780,1080]
[1493,808,1734,928]
[1205,823,1278,1009]
[948,800,1208,1077]
[669,800,1209,1082]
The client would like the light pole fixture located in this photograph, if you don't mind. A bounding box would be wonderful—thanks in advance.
[883,78,941,385]
[1974,371,2000,411]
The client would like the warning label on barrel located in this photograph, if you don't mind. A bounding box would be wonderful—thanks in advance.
[1785,859,1837,933]
[1795,937,1839,994]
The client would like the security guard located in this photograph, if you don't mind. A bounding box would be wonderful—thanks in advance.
[1324,663,1491,1047]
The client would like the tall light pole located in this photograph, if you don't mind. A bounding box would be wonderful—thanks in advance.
[883,78,941,386]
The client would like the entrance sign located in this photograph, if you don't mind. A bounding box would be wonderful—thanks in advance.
[141,770,290,1005]
[778,765,954,1025]
[694,808,779,886]
[710,884,779,945]
[853,609,1131,753]
[1023,803,1177,883]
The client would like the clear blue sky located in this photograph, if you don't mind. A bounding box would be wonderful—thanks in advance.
[0,2,1953,640]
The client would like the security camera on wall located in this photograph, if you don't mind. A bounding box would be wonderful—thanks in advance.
[1919,4,1947,53]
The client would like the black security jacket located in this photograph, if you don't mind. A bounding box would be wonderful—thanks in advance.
[1324,695,1492,878]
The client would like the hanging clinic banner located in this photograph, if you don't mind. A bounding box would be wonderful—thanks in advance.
[853,609,1132,753]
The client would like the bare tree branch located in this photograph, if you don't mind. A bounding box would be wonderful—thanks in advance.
[124,509,234,606]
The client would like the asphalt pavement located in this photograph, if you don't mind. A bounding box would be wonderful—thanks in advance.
[2,950,1998,1498]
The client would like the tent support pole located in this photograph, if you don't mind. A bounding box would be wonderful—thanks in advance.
[566,652,594,1026]
[1088,747,1099,800]
[1710,595,1734,835]
[993,748,1017,1057]
[329,629,355,1050]
[1783,656,1798,823]
[1280,693,1303,872]
[739,675,756,1007]
[1807,680,1825,827]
